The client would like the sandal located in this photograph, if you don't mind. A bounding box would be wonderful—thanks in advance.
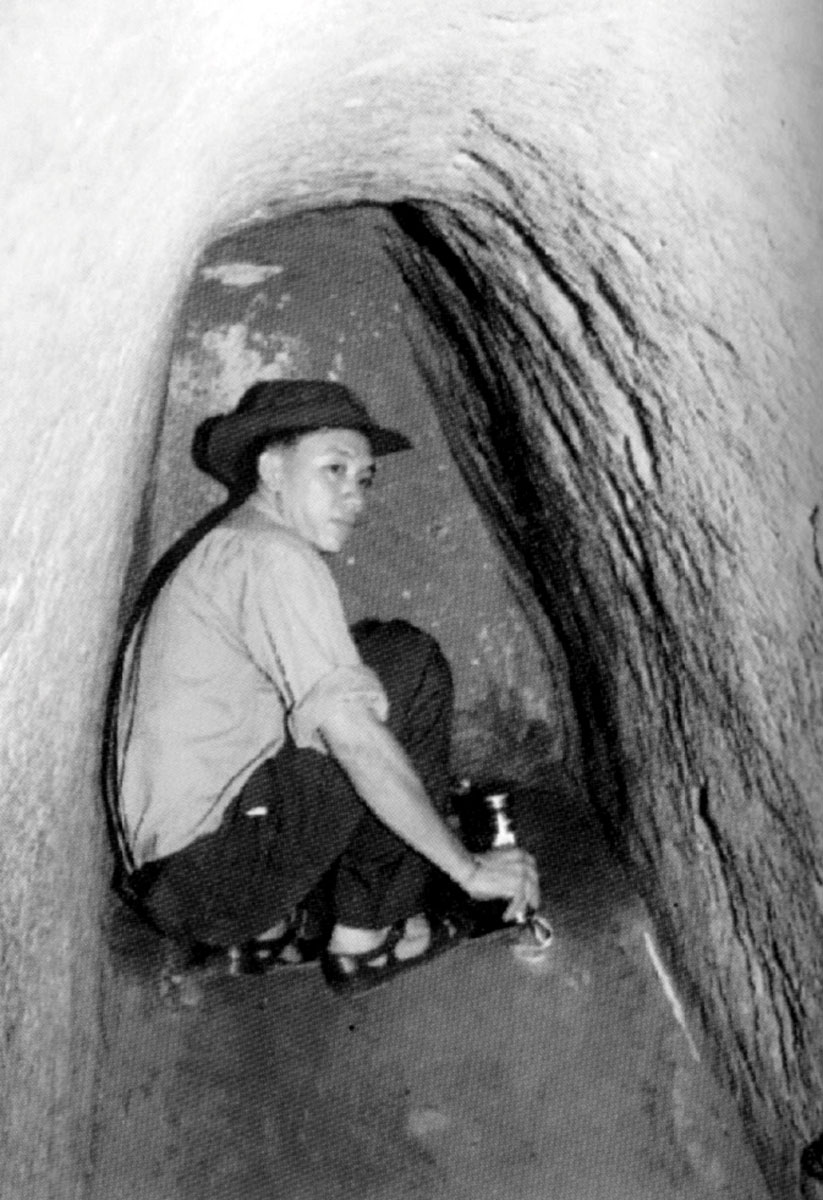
[322,914,465,998]
[229,909,324,975]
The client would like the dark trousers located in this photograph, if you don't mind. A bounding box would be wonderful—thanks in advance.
[133,620,454,947]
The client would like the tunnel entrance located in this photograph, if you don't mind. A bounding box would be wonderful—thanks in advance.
[95,199,779,1198]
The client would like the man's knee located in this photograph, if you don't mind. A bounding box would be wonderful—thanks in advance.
[352,618,453,699]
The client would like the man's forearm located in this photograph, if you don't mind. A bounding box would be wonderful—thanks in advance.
[320,704,477,888]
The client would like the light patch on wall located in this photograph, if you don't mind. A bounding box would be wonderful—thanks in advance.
[329,350,344,380]
[200,262,285,287]
[169,322,309,412]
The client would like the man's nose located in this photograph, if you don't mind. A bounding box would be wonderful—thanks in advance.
[341,477,365,512]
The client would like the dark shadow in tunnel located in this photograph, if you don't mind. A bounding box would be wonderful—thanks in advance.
[386,200,632,859]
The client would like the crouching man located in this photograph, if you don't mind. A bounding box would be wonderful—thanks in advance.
[106,379,539,996]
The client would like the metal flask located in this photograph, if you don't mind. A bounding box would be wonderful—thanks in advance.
[451,779,515,852]
[453,781,552,947]
[486,790,517,849]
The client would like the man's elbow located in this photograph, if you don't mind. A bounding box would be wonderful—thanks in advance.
[318,700,382,759]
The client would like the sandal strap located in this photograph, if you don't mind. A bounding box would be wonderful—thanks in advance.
[327,923,405,973]
[322,915,463,996]
[230,908,305,973]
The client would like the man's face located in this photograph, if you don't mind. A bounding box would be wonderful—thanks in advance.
[260,427,376,553]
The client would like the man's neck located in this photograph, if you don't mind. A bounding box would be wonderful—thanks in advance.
[248,486,288,527]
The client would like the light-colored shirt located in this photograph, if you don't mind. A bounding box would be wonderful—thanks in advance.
[115,500,388,867]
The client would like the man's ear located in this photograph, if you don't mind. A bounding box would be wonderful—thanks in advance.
[257,445,285,489]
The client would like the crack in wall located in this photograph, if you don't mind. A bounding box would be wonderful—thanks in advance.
[811,504,823,578]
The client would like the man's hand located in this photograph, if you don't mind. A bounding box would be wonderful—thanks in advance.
[462,846,541,923]
[321,701,541,921]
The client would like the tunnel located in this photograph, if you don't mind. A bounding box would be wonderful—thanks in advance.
[2,3,822,1198]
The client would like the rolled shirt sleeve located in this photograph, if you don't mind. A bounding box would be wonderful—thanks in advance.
[290,663,389,750]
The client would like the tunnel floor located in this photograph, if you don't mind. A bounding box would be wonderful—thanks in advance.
[91,773,770,1200]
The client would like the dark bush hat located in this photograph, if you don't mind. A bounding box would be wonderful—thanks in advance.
[193,379,412,489]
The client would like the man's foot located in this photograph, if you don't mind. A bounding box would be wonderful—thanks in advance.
[322,913,464,997]
[326,914,432,970]
[257,916,291,942]
[231,911,322,974]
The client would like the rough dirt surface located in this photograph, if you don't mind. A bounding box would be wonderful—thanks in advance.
[91,776,772,1200]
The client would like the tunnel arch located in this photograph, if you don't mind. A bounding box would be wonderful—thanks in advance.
[117,174,823,1195]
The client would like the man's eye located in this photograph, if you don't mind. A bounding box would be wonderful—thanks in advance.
[325,462,346,476]
[358,474,375,491]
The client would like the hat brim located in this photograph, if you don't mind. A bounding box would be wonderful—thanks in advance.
[196,408,412,490]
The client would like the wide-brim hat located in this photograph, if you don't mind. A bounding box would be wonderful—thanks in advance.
[193,379,412,489]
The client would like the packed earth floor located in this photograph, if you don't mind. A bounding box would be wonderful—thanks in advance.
[91,768,774,1200]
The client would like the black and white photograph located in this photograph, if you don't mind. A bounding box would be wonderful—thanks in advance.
[1,3,821,1197]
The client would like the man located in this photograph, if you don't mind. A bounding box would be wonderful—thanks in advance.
[107,378,539,996]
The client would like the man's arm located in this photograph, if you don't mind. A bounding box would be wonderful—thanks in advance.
[319,702,540,918]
